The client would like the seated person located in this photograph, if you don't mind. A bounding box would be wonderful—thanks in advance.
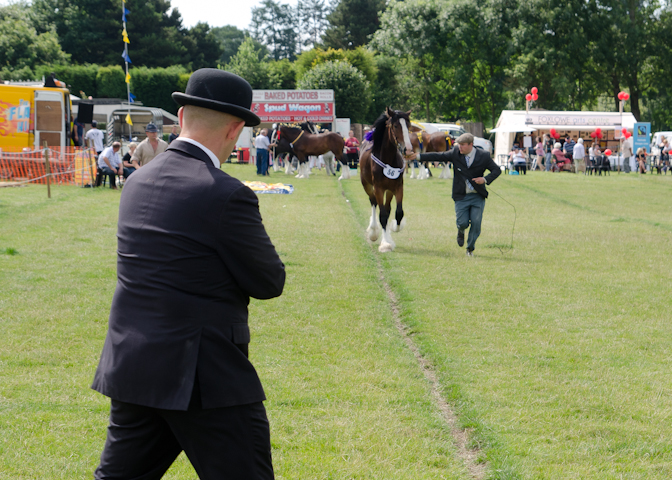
[635,147,649,174]
[122,142,137,177]
[551,142,571,171]
[595,150,611,176]
[98,141,124,189]
[510,146,527,174]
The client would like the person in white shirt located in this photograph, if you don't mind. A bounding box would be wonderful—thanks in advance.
[254,129,271,176]
[573,138,586,173]
[85,120,105,154]
[621,135,634,173]
[97,142,123,189]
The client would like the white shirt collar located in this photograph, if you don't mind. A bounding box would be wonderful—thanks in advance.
[173,137,220,168]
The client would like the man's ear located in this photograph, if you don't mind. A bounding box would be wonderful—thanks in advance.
[227,120,245,141]
[177,107,184,127]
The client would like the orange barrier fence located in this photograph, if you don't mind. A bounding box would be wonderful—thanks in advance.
[0,147,97,186]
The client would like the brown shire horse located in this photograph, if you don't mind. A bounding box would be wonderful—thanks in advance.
[360,107,419,252]
[409,131,453,178]
[275,125,346,178]
[410,131,451,154]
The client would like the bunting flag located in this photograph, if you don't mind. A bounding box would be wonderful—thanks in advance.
[121,50,132,63]
[125,72,131,83]
[125,114,133,126]
[129,92,136,103]
[122,7,130,22]
[122,28,130,44]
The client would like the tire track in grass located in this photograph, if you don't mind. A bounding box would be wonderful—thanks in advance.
[339,183,487,480]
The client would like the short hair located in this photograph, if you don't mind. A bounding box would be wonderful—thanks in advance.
[112,141,121,148]
[554,142,562,149]
[577,138,584,144]
[456,132,474,145]
[128,142,138,149]
[183,104,239,131]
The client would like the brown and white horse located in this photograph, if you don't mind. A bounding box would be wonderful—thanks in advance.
[409,131,453,179]
[274,125,347,179]
[360,108,418,252]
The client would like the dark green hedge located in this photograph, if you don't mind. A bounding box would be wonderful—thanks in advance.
[3,64,192,114]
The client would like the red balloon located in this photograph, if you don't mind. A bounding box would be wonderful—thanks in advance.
[553,133,560,140]
[625,131,632,138]
[597,132,603,139]
[618,92,625,100]
[531,87,538,94]
[526,93,532,101]
[624,93,630,100]
[532,93,539,101]
[590,132,596,138]
[622,128,627,134]
[550,128,557,136]
[595,128,602,134]
[604,149,612,156]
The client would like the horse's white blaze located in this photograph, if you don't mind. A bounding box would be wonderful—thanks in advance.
[400,118,413,154]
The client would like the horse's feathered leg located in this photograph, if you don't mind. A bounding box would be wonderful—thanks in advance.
[363,181,380,242]
[378,188,395,252]
[390,188,405,233]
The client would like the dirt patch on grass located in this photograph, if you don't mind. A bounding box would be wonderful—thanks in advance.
[379,266,487,480]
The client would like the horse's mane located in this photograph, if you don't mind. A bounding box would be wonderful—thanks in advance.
[371,112,389,149]
[280,125,302,135]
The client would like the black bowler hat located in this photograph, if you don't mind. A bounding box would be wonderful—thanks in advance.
[172,69,260,126]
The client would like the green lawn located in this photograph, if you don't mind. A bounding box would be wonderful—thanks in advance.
[0,167,670,479]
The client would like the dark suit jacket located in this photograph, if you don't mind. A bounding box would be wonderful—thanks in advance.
[420,146,501,201]
[92,140,286,411]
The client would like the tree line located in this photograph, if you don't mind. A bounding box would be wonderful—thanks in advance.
[2,0,671,129]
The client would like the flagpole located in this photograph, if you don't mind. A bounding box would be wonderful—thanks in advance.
[122,0,132,141]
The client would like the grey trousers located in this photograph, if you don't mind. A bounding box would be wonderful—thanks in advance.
[455,194,486,251]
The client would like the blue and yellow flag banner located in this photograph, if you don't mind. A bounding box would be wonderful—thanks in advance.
[122,7,130,22]
[122,28,130,44]
[129,93,136,104]
[125,72,131,83]
[121,51,132,64]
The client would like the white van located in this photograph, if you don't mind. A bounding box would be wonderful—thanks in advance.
[650,131,672,154]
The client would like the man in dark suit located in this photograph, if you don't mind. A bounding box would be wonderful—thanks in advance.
[91,69,285,479]
[408,133,501,256]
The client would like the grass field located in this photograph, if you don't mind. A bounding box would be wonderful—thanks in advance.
[0,166,671,479]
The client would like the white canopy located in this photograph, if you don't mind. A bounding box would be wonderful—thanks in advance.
[492,110,638,161]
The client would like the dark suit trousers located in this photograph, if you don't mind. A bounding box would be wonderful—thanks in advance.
[94,383,274,480]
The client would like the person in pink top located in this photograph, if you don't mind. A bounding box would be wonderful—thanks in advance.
[344,130,360,168]
[551,142,571,172]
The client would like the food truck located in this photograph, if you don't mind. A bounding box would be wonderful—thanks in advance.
[0,78,73,151]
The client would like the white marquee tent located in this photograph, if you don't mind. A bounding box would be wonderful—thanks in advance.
[492,110,637,163]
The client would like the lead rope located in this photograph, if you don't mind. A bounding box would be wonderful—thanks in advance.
[486,186,516,254]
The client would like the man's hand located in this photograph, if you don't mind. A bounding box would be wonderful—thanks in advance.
[405,152,417,161]
[472,177,486,184]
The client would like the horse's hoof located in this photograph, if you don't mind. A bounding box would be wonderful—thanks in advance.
[398,217,406,231]
[379,243,394,253]
[366,229,379,242]
[390,219,399,232]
